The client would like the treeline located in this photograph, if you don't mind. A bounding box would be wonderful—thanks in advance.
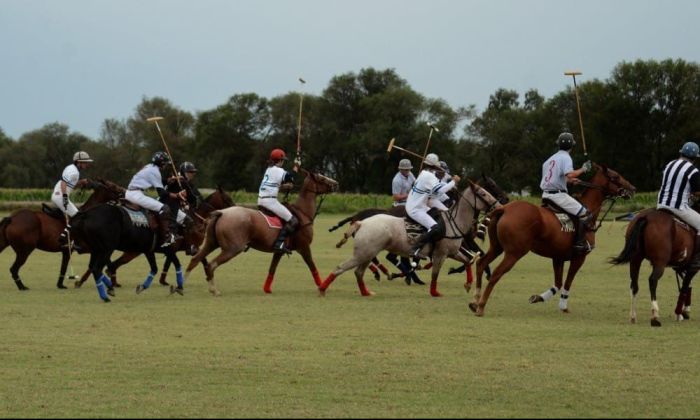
[1,59,699,194]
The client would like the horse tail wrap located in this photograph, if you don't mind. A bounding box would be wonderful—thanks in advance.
[335,221,362,249]
[609,216,647,265]
[328,215,353,232]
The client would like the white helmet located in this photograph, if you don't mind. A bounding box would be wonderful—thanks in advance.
[398,159,413,170]
[423,153,439,168]
[73,151,93,163]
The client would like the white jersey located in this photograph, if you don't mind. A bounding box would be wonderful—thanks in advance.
[258,166,287,199]
[52,164,80,196]
[540,150,574,192]
[128,164,164,191]
[406,169,457,214]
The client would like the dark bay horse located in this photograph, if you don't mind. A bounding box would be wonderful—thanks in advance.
[609,207,696,326]
[72,186,234,289]
[319,181,501,297]
[0,179,124,290]
[469,163,636,316]
[70,201,196,302]
[184,169,339,296]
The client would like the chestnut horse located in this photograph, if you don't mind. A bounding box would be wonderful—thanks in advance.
[469,163,636,316]
[609,208,696,326]
[318,180,502,297]
[72,186,234,289]
[184,169,339,296]
[0,179,124,290]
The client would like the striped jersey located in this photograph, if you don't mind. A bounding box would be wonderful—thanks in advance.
[657,158,700,210]
[406,169,456,213]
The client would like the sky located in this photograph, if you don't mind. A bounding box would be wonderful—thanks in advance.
[1,0,699,140]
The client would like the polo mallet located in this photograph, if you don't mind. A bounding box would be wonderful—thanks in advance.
[386,137,424,160]
[564,71,588,158]
[293,77,306,172]
[147,116,190,211]
[418,122,439,172]
[63,213,77,280]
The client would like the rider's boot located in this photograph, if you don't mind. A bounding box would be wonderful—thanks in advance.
[273,215,298,254]
[157,205,180,248]
[410,221,445,258]
[572,211,593,254]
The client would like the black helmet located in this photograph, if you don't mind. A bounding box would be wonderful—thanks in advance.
[556,132,576,150]
[152,151,171,166]
[179,161,197,175]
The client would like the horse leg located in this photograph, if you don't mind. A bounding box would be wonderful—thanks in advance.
[529,259,564,304]
[89,251,112,302]
[160,257,172,286]
[429,256,447,297]
[56,249,70,289]
[463,263,474,292]
[469,252,524,316]
[558,257,587,313]
[135,253,159,295]
[263,252,284,294]
[297,245,323,288]
[473,243,503,306]
[75,268,91,288]
[628,254,643,324]
[648,264,665,327]
[319,255,365,296]
[9,246,31,291]
[106,252,137,288]
[167,253,184,296]
[205,248,243,297]
[674,272,693,321]
[371,257,391,279]
[367,262,381,282]
[354,261,374,296]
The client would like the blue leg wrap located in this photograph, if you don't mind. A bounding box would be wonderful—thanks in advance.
[99,274,113,289]
[142,272,156,289]
[95,279,108,300]
[176,268,184,289]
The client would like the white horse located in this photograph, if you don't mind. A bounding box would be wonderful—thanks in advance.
[319,180,502,297]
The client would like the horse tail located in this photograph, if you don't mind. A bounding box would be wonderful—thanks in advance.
[336,221,362,248]
[0,217,10,252]
[204,211,222,250]
[329,215,354,232]
[609,216,647,265]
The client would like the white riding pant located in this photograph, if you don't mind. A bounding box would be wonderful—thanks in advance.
[407,208,438,230]
[258,198,293,222]
[51,192,78,217]
[125,190,187,224]
[542,192,586,216]
[657,205,700,232]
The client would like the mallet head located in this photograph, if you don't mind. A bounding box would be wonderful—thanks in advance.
[427,122,440,132]
[387,138,396,153]
[147,116,164,122]
[299,77,306,84]
[564,71,582,76]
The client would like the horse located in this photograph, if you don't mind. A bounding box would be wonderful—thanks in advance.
[0,179,124,290]
[69,199,200,302]
[318,180,502,297]
[72,186,235,290]
[609,207,698,326]
[469,163,636,317]
[183,169,339,296]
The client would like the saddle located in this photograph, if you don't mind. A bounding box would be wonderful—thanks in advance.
[403,208,442,243]
[541,199,576,233]
[658,208,698,235]
[257,205,300,230]
[42,203,65,220]
[116,200,157,230]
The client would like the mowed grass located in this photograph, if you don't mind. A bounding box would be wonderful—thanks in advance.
[1,213,700,418]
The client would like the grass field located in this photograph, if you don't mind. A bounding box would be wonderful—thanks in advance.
[1,213,699,418]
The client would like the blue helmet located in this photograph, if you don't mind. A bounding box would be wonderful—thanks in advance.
[679,142,699,159]
[556,132,576,150]
[152,151,171,166]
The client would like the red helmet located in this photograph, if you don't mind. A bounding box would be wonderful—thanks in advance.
[270,148,287,161]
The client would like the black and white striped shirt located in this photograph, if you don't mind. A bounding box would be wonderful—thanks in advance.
[658,158,700,209]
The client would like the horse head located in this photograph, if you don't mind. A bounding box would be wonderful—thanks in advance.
[81,178,125,209]
[480,173,510,204]
[466,179,502,213]
[590,163,636,199]
[301,168,339,194]
[207,185,235,208]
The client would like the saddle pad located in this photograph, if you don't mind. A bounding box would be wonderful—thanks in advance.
[554,213,575,232]
[404,219,425,242]
[259,211,283,229]
[122,207,150,228]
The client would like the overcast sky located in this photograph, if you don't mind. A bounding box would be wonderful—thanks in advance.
[1,0,699,139]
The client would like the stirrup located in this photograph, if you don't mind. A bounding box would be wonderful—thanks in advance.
[273,243,292,255]
[160,234,176,248]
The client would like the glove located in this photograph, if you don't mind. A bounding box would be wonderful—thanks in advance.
[581,160,592,173]
[293,156,302,168]
[62,194,69,210]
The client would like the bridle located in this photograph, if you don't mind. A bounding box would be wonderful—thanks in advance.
[576,166,634,231]
[288,172,339,227]
[443,183,499,239]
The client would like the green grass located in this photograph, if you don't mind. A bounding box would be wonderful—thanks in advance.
[0,213,698,418]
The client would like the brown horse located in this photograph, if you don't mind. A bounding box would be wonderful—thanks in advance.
[469,163,636,316]
[609,208,696,326]
[0,179,124,290]
[72,186,235,288]
[184,169,339,296]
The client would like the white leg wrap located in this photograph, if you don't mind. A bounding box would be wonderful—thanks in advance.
[540,286,559,301]
[559,288,570,311]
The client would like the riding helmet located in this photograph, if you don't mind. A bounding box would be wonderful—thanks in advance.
[179,161,197,174]
[556,132,576,150]
[423,153,440,168]
[270,149,287,161]
[152,151,171,166]
[679,141,700,159]
[73,151,94,163]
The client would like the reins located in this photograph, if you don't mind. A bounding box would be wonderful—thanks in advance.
[442,185,497,240]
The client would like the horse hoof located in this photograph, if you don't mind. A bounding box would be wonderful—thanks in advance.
[430,291,443,298]
[102,297,111,303]
[560,308,570,314]
[113,283,122,288]
[318,288,326,297]
[135,285,145,294]
[468,302,478,313]
[630,318,637,324]
[107,288,116,297]
[373,273,380,282]
[651,318,662,327]
[159,280,170,286]
[360,290,375,297]
[682,311,691,320]
[529,295,544,304]
[169,285,184,296]
[57,284,67,290]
